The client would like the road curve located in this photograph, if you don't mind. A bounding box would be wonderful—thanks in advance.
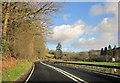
[26,61,75,82]
[26,61,120,83]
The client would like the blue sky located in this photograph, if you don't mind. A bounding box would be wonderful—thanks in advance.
[52,2,114,26]
[46,2,118,52]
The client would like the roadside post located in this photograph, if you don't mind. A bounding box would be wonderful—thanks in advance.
[112,58,116,73]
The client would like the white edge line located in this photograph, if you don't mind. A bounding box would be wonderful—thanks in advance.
[58,62,120,79]
[40,62,87,83]
[58,68,85,82]
[25,63,35,83]
[40,62,78,82]
[87,69,120,79]
[75,66,120,79]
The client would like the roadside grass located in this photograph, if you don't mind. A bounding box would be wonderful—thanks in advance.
[2,60,32,81]
[72,61,120,67]
[46,53,54,57]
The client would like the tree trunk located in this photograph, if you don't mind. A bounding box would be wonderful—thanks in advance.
[2,3,10,55]
[3,3,10,39]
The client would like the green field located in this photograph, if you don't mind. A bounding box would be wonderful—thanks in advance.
[46,53,54,57]
[2,61,32,81]
[72,61,120,66]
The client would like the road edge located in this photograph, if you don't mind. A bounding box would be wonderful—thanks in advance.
[24,62,35,83]
[14,62,35,83]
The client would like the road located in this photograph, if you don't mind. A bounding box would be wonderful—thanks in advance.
[26,61,120,83]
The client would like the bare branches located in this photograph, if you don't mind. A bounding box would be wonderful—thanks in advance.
[2,2,60,60]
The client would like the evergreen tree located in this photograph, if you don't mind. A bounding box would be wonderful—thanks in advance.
[104,47,108,55]
[108,45,113,56]
[55,43,62,59]
[113,45,117,57]
[101,48,104,55]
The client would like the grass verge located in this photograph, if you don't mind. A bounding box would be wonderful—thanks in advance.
[72,61,120,66]
[2,60,32,81]
[46,53,54,57]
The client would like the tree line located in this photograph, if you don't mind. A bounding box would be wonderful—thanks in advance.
[1,2,60,60]
[101,45,119,56]
[47,44,120,62]
[100,45,120,62]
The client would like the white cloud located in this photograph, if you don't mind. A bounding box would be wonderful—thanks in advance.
[105,3,118,16]
[90,4,104,16]
[47,2,118,51]
[88,37,95,42]
[90,2,118,16]
[78,38,86,43]
[47,20,85,43]
[74,16,118,50]
[48,15,118,50]
[98,17,118,33]
[74,2,118,50]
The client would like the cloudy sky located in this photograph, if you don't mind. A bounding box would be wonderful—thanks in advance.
[46,2,118,52]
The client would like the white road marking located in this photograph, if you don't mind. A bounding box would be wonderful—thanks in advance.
[25,63,35,83]
[76,66,120,79]
[87,69,120,79]
[40,62,87,83]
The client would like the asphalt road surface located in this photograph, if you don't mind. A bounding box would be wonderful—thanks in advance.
[26,61,120,83]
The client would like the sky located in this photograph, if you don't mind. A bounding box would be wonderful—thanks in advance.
[46,2,118,52]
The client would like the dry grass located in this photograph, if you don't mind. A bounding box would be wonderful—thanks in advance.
[2,56,32,81]
[2,56,19,73]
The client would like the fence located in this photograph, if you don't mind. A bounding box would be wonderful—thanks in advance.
[49,60,120,76]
